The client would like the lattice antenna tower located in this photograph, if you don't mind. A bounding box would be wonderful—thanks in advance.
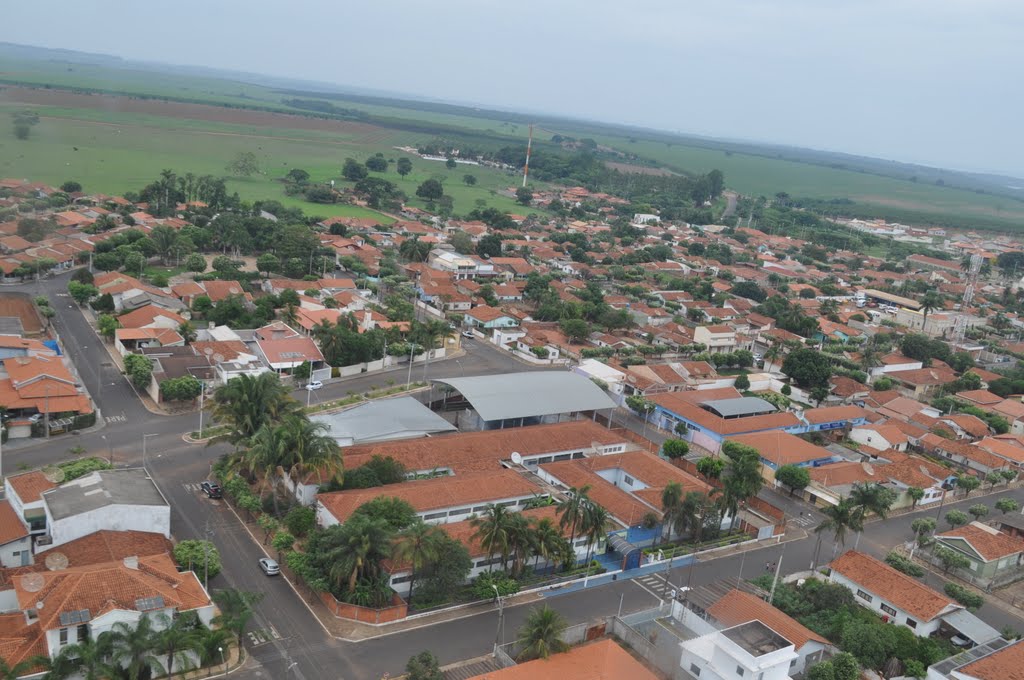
[951,253,983,346]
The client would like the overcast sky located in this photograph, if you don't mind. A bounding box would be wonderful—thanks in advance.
[3,1,1021,176]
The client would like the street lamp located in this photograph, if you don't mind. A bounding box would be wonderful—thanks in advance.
[454,359,465,377]
[492,584,504,655]
[102,434,112,466]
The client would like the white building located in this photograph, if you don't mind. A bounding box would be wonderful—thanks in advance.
[829,550,960,637]
[37,469,171,551]
[680,620,798,680]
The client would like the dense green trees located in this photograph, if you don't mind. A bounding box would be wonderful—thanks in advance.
[775,464,810,497]
[782,348,832,389]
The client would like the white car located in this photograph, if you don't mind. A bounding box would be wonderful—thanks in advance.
[461,331,475,339]
[259,557,280,576]
[305,380,323,391]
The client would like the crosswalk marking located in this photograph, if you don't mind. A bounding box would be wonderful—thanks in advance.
[183,483,202,493]
[247,627,282,647]
[790,515,815,527]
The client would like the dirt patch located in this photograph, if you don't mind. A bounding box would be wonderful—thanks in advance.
[0,292,43,334]
[605,161,676,176]
[0,86,384,139]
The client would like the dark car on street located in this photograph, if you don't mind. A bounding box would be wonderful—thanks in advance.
[200,481,223,499]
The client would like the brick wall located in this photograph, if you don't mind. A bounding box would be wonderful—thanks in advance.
[318,591,408,623]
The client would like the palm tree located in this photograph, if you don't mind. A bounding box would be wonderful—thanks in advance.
[105,614,164,680]
[177,321,197,344]
[812,497,862,570]
[505,512,535,577]
[556,485,591,560]
[327,515,393,593]
[0,657,48,680]
[399,237,432,263]
[209,372,298,447]
[212,589,264,641]
[149,225,179,264]
[196,625,233,669]
[277,413,342,486]
[659,482,685,544]
[46,633,114,680]
[920,291,943,330]
[236,422,290,515]
[470,504,514,572]
[581,503,610,566]
[530,518,564,575]
[516,606,569,661]
[849,482,897,549]
[721,446,764,532]
[392,522,446,608]
[153,612,202,677]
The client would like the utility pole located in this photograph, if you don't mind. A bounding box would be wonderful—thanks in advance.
[491,585,504,655]
[198,386,204,439]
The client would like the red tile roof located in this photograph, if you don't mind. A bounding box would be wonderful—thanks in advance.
[958,638,1024,680]
[829,550,957,621]
[938,522,1024,562]
[0,500,27,546]
[728,431,832,466]
[707,589,827,651]
[7,471,57,504]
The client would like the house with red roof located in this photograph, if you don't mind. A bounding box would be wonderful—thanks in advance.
[934,522,1024,587]
[253,322,325,372]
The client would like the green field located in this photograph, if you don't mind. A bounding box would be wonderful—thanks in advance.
[3,47,1023,231]
[0,101,531,219]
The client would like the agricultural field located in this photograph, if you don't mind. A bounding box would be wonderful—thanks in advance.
[577,133,1024,228]
[0,89,534,219]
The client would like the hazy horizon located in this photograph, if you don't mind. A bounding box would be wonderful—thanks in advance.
[2,1,1021,178]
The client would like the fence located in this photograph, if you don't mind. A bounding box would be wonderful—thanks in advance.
[494,619,605,667]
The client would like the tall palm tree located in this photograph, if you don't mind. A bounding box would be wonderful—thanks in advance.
[44,628,116,680]
[505,512,535,577]
[530,517,564,575]
[152,612,202,677]
[556,485,591,560]
[849,482,896,550]
[212,589,263,641]
[105,614,164,680]
[327,515,393,593]
[581,503,610,566]
[209,372,298,447]
[470,504,514,573]
[920,291,943,330]
[392,522,446,608]
[722,446,764,532]
[196,625,233,669]
[763,341,783,372]
[659,482,685,544]
[812,497,862,570]
[277,413,342,486]
[516,606,569,661]
[236,422,290,515]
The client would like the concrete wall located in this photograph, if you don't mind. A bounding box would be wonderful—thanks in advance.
[0,537,32,568]
[44,504,171,550]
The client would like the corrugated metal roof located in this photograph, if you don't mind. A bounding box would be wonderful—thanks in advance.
[432,371,616,422]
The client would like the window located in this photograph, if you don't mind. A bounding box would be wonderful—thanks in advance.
[790,659,797,667]
[59,628,68,646]
[907,618,917,629]
[76,624,88,642]
[623,475,635,486]
[448,507,470,516]
[391,575,411,584]
[690,663,701,677]
[424,511,447,521]
[881,604,897,616]
[856,589,873,602]
[736,665,745,677]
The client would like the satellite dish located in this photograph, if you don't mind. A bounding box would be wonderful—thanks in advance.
[42,466,65,484]
[213,353,225,364]
[863,462,875,475]
[44,552,68,571]
[20,573,45,593]
[203,347,214,356]
[510,452,522,466]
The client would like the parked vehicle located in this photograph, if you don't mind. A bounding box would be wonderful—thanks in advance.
[200,481,223,499]
[259,557,280,576]
[461,331,474,339]
[306,380,323,391]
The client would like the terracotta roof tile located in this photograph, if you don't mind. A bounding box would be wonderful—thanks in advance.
[707,589,827,651]
[958,639,1024,680]
[829,550,957,621]
[7,471,57,504]
[466,638,659,680]
[938,522,1024,562]
[0,500,27,546]
[729,431,833,466]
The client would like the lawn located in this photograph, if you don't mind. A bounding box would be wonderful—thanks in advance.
[0,102,534,220]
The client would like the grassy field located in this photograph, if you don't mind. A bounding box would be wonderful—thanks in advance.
[3,51,1022,230]
[0,100,531,219]
[574,133,1024,227]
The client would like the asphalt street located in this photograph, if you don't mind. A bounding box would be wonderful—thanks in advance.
[7,272,1024,679]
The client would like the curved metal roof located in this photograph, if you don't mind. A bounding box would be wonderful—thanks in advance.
[432,371,616,422]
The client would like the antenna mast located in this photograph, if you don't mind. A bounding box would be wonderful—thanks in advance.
[522,124,533,188]
[950,253,982,347]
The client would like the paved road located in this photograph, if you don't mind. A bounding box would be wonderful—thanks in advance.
[10,273,1024,678]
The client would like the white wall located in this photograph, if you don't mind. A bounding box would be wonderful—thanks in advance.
[43,504,171,550]
[0,537,32,568]
[829,570,944,636]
